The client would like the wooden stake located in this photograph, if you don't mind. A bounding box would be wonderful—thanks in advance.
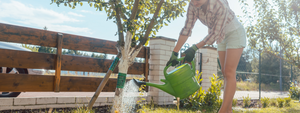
[87,53,121,110]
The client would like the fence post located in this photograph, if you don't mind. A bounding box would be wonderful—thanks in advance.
[144,47,149,92]
[198,47,218,91]
[291,64,293,85]
[280,48,283,94]
[54,33,63,92]
[147,36,176,105]
[259,50,261,100]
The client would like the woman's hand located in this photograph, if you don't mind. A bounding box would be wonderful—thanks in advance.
[182,44,198,62]
[166,51,179,66]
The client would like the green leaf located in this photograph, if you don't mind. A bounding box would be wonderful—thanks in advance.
[144,38,150,46]
[164,22,168,26]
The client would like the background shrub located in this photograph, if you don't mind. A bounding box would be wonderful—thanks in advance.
[284,97,292,107]
[232,98,237,107]
[180,71,222,112]
[217,99,223,110]
[270,98,277,107]
[260,97,270,108]
[289,83,300,100]
[242,95,251,108]
[276,98,284,108]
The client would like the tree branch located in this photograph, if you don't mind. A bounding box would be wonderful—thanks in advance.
[125,0,140,35]
[263,49,297,66]
[133,0,164,51]
[129,0,140,20]
[120,12,128,20]
[114,2,125,46]
[116,0,128,20]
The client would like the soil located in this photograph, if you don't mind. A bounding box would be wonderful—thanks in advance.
[236,99,262,108]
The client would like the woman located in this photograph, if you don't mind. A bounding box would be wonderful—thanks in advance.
[166,0,246,113]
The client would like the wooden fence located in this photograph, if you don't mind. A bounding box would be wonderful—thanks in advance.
[0,23,149,92]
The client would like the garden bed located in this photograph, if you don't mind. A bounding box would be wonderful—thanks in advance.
[236,99,261,108]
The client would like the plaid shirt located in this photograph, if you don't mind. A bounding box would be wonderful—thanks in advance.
[180,0,236,45]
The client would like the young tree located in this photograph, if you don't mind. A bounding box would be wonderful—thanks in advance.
[236,50,253,81]
[38,26,57,54]
[51,0,188,112]
[38,46,57,53]
[21,44,39,52]
[239,0,300,69]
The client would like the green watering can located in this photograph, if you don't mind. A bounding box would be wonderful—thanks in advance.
[134,57,200,99]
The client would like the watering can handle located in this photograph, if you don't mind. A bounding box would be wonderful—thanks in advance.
[164,57,195,78]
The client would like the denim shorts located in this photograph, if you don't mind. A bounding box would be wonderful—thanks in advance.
[217,26,247,51]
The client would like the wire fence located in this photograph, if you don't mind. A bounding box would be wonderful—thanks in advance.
[216,49,300,99]
[222,49,300,93]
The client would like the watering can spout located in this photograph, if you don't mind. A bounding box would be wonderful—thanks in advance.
[133,79,146,87]
[133,79,176,96]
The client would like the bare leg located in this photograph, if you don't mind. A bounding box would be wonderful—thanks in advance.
[218,51,227,103]
[218,51,233,113]
[218,48,243,113]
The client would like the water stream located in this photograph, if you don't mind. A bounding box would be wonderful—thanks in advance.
[112,80,139,113]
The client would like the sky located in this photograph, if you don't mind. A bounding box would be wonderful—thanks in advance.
[0,0,245,46]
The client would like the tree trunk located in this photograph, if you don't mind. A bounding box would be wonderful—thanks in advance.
[111,32,142,113]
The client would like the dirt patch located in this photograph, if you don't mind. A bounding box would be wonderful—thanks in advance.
[236,99,262,108]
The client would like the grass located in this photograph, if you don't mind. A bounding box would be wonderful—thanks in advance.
[52,108,95,113]
[232,100,300,113]
[236,81,286,91]
[21,99,298,113]
[135,100,300,113]
[137,107,201,113]
[236,81,258,91]
[29,101,299,113]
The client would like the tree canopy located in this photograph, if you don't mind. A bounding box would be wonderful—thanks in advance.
[51,0,188,48]
[50,0,189,111]
[239,0,300,68]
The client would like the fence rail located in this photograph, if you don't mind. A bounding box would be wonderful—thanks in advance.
[0,23,146,57]
[0,23,149,92]
[0,49,145,74]
[0,73,120,92]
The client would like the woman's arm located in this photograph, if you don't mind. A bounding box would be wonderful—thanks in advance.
[173,35,189,52]
[195,40,206,49]
[173,35,206,52]
[173,3,197,52]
